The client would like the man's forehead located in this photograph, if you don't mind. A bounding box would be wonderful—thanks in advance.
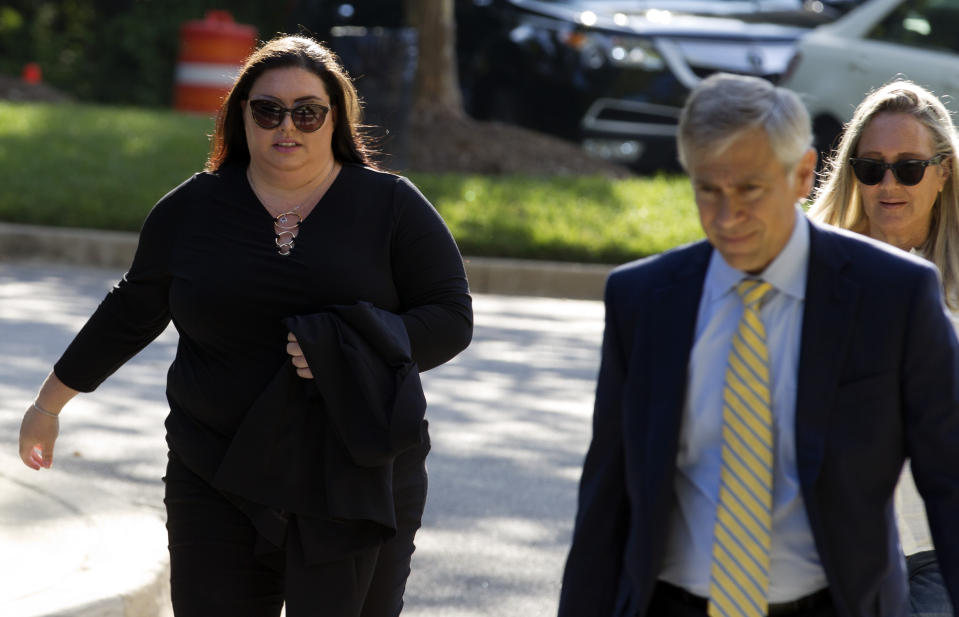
[687,129,780,184]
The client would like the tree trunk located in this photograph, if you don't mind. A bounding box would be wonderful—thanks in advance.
[404,0,464,120]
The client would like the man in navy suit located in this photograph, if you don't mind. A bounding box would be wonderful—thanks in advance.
[558,73,959,617]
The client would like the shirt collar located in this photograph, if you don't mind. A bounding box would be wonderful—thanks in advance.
[703,203,809,304]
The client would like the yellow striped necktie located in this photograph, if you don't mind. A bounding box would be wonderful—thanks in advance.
[708,279,774,617]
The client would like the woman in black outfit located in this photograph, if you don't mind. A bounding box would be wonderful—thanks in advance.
[18,35,473,617]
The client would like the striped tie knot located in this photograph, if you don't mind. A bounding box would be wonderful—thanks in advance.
[736,279,773,310]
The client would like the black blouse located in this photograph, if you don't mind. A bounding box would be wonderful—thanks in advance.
[54,162,473,477]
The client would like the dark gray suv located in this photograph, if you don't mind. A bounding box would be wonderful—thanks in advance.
[456,0,821,171]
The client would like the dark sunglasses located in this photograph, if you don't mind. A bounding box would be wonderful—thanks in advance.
[248,100,330,133]
[849,154,945,186]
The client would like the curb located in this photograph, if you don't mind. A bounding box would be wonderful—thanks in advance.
[0,222,612,300]
[464,256,610,300]
[0,223,144,272]
[0,451,170,617]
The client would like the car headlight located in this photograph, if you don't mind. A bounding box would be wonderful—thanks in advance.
[607,37,665,70]
[562,31,665,71]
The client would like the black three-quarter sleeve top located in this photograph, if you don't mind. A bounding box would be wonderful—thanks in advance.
[53,163,473,476]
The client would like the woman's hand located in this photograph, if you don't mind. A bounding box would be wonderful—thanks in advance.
[287,332,313,379]
[19,372,77,470]
[19,404,60,470]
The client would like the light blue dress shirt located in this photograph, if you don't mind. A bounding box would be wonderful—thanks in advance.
[658,206,829,600]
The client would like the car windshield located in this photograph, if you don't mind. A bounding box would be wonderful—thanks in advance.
[867,0,959,55]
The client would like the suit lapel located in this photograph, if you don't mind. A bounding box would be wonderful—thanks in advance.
[645,243,711,472]
[795,221,860,492]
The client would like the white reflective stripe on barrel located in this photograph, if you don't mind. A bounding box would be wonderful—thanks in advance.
[175,62,241,87]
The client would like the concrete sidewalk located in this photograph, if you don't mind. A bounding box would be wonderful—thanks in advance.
[0,222,609,615]
[0,450,171,617]
[0,220,609,617]
[1,260,176,617]
[0,258,607,617]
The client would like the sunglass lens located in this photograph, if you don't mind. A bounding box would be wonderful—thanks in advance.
[292,105,324,132]
[249,101,328,132]
[251,102,283,129]
[895,162,925,186]
[852,160,884,185]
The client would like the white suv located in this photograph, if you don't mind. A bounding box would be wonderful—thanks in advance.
[780,0,959,156]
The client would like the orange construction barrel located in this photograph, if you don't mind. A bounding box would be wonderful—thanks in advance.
[21,62,42,84]
[173,10,257,113]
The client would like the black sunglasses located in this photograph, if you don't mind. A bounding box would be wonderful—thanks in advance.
[248,100,330,133]
[849,154,945,186]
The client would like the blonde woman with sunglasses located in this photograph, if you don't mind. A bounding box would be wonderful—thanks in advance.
[18,35,473,617]
[809,80,958,617]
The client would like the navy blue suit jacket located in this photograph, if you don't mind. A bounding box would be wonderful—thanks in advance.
[558,218,959,617]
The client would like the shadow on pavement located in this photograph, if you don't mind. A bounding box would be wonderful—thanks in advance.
[0,262,604,617]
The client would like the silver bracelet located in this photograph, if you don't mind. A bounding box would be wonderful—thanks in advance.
[31,402,60,419]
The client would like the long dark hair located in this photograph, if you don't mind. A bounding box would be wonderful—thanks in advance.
[205,35,378,171]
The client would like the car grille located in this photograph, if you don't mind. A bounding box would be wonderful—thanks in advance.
[593,106,679,125]
[582,98,682,136]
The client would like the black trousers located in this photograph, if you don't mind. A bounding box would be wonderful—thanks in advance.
[163,443,429,617]
[647,581,837,617]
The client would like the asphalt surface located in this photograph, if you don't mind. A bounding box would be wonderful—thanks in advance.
[0,261,604,617]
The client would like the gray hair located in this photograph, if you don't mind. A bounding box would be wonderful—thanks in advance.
[677,72,812,171]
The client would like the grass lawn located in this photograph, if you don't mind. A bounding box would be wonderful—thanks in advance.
[0,101,703,263]
[0,102,214,230]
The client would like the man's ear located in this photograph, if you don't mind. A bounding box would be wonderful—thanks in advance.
[795,147,818,199]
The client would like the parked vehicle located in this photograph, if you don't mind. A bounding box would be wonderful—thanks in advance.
[456,0,812,171]
[780,0,959,158]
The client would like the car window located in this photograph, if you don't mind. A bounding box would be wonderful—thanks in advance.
[866,0,959,54]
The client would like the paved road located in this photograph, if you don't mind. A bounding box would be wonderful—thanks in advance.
[0,261,935,617]
[0,261,604,616]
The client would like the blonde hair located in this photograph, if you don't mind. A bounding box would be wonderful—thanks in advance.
[809,80,959,309]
